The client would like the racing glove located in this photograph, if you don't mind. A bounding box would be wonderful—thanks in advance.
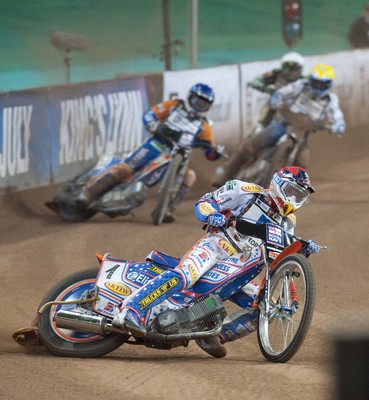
[305,239,321,256]
[205,145,227,161]
[142,110,159,132]
[329,122,346,136]
[269,91,283,110]
[207,212,226,227]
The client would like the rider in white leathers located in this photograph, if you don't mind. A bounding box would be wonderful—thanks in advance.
[213,63,346,187]
[112,166,320,358]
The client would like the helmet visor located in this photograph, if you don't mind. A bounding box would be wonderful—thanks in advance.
[281,181,310,204]
[282,62,302,81]
[190,95,212,112]
[310,78,331,93]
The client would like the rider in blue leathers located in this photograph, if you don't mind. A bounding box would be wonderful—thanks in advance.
[75,83,223,222]
[112,166,320,357]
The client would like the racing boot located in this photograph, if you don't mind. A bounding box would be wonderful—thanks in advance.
[112,269,186,336]
[76,164,132,209]
[195,336,227,358]
[76,173,120,209]
[196,307,258,358]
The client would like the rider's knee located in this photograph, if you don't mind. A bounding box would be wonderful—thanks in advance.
[184,168,196,187]
[111,163,134,182]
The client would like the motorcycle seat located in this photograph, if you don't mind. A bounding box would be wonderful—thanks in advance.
[145,250,180,268]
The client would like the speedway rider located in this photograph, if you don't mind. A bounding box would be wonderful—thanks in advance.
[112,166,321,358]
[213,63,346,187]
[250,51,305,128]
[75,83,223,223]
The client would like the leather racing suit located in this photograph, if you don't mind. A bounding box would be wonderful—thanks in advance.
[214,78,346,186]
[113,179,297,344]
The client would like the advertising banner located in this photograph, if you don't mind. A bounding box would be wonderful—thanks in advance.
[0,78,148,190]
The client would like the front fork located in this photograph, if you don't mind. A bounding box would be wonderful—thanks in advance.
[257,248,298,320]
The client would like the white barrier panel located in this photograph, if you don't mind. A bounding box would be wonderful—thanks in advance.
[239,50,369,138]
[164,50,369,148]
[163,65,241,150]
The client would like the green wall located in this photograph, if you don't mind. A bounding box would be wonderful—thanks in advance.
[0,0,363,92]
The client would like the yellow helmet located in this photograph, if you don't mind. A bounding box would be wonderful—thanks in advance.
[308,64,335,97]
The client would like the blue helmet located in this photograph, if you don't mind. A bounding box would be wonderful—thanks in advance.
[188,83,214,112]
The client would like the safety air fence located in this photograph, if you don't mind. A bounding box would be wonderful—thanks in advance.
[1,50,368,192]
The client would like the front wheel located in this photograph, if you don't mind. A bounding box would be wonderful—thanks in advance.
[152,153,184,226]
[37,268,128,357]
[257,254,316,363]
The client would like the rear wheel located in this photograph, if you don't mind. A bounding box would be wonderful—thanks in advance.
[56,184,96,222]
[57,201,96,222]
[37,268,128,358]
[257,254,316,363]
[152,153,184,225]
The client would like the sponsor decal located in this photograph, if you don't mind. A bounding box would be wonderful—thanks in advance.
[256,198,270,212]
[188,264,198,284]
[215,263,231,272]
[266,224,284,247]
[126,271,151,285]
[247,236,260,248]
[204,271,220,280]
[105,282,132,296]
[147,264,165,274]
[138,277,179,310]
[241,184,262,193]
[198,202,216,215]
[219,239,237,256]
[103,302,116,312]
[225,180,237,190]
[1,105,33,178]
[219,197,232,206]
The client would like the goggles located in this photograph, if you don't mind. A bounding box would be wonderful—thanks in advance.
[190,95,212,112]
[309,78,331,92]
[280,181,310,204]
[283,62,301,70]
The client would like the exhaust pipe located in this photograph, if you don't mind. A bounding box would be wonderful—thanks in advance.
[54,310,123,336]
[54,310,223,340]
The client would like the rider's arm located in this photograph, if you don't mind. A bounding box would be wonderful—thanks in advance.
[194,180,250,222]
[197,120,225,161]
[142,99,180,131]
[250,70,278,93]
[324,94,346,136]
[269,79,305,110]
[194,194,221,222]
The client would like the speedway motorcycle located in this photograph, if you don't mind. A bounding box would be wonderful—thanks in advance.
[13,221,325,362]
[46,107,226,225]
[236,109,331,188]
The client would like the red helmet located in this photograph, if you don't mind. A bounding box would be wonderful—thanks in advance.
[269,166,315,216]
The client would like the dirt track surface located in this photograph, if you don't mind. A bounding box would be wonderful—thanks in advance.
[1,126,368,400]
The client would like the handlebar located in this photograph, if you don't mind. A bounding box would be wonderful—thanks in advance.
[233,219,326,250]
[153,124,228,158]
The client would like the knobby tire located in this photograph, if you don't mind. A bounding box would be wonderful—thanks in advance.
[37,268,128,358]
[152,153,183,226]
[257,254,316,363]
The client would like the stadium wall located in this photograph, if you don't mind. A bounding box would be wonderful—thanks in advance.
[1,50,368,192]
